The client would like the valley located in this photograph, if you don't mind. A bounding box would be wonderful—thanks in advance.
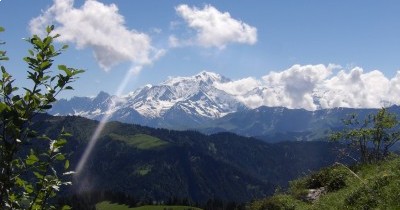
[30,114,354,208]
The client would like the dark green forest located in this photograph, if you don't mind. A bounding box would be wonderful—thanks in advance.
[29,114,354,209]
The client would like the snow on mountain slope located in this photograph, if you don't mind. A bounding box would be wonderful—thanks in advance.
[121,71,240,118]
[49,71,246,125]
[49,70,400,134]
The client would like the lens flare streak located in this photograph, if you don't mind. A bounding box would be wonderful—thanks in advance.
[75,67,140,174]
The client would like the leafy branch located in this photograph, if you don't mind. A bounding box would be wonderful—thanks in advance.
[0,25,84,209]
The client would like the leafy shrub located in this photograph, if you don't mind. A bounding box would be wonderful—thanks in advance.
[288,165,348,202]
[288,178,309,200]
[306,166,347,192]
[345,175,390,209]
[248,195,302,210]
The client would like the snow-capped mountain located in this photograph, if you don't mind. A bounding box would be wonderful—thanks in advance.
[49,70,400,141]
[49,71,247,129]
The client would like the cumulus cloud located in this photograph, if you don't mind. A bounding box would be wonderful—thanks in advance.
[29,0,165,71]
[319,68,391,109]
[214,64,400,110]
[171,4,257,49]
[389,72,400,104]
[261,64,333,110]
[214,77,261,96]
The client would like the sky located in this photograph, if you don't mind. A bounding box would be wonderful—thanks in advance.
[1,0,400,110]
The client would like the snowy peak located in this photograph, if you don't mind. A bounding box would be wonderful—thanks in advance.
[49,71,246,127]
[128,71,240,118]
[162,71,229,87]
[194,71,230,84]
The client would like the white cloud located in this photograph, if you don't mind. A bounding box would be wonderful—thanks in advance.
[214,64,400,110]
[237,94,264,109]
[171,4,257,49]
[389,72,400,105]
[261,64,333,110]
[214,77,260,96]
[29,0,165,71]
[319,68,391,109]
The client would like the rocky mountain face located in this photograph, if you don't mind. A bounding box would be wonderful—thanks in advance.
[203,106,389,142]
[50,71,247,129]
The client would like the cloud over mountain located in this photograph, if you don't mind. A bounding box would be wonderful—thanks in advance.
[50,67,400,132]
[171,4,257,49]
[29,0,165,71]
[320,68,393,109]
[215,64,400,110]
[214,77,261,96]
[261,64,333,110]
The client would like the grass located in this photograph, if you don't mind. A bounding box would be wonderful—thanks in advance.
[131,205,202,210]
[109,133,169,150]
[250,155,400,210]
[96,201,132,210]
[134,164,153,176]
[96,201,202,210]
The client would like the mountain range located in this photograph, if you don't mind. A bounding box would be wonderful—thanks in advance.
[50,71,245,127]
[49,71,400,142]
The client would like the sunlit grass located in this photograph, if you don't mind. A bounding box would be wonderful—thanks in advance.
[96,201,132,210]
[250,155,400,210]
[109,133,169,150]
[96,201,202,210]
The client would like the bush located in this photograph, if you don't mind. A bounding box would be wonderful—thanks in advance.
[345,175,390,209]
[248,195,301,210]
[306,166,347,192]
[288,165,348,202]
[288,178,309,200]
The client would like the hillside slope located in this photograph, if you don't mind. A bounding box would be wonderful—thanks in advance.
[31,115,352,203]
[250,156,400,209]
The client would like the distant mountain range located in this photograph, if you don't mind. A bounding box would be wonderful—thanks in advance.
[49,71,400,142]
[50,71,246,128]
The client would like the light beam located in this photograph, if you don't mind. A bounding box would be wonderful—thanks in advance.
[75,66,141,174]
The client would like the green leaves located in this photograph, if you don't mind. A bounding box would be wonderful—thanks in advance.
[64,160,70,170]
[46,25,55,34]
[54,154,66,161]
[0,27,7,61]
[61,205,72,210]
[58,64,68,74]
[332,108,400,163]
[26,154,39,165]
[33,171,44,179]
[0,102,9,113]
[0,25,82,209]
[0,51,8,61]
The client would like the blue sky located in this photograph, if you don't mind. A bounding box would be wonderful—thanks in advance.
[1,0,400,101]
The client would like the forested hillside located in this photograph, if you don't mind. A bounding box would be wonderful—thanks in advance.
[30,114,353,206]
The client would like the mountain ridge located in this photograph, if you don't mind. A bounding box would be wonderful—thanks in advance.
[49,71,400,141]
[50,71,246,128]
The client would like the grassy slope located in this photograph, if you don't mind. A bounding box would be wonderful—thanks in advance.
[109,133,169,150]
[250,155,400,209]
[96,201,202,210]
